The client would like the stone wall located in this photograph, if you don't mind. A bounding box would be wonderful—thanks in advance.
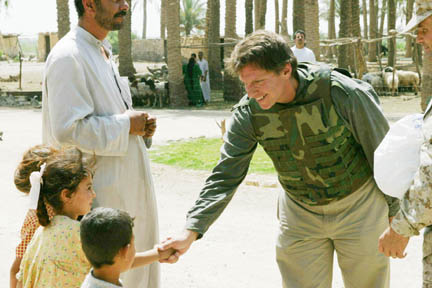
[0,34,19,58]
[132,39,165,62]
[37,32,59,62]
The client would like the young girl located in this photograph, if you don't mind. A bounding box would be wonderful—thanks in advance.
[10,145,57,288]
[15,145,95,288]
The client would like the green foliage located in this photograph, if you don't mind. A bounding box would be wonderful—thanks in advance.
[107,31,138,55]
[150,137,275,174]
[180,0,206,36]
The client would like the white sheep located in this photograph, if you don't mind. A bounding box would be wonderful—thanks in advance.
[397,70,420,94]
[383,67,399,96]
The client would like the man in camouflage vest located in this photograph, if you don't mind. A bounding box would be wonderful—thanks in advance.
[160,30,399,287]
[379,1,432,286]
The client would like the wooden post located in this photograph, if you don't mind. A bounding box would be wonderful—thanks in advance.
[391,34,397,96]
[19,51,22,90]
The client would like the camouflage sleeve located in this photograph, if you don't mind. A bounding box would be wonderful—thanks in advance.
[185,106,258,236]
[330,82,399,217]
[391,139,432,237]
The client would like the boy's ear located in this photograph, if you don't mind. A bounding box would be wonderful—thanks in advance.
[118,244,131,259]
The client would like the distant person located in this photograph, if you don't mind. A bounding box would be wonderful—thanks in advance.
[291,30,316,63]
[42,1,160,286]
[197,51,211,103]
[182,57,204,106]
[16,146,95,287]
[80,207,174,288]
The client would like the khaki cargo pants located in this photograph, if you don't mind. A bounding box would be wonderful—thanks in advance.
[276,177,390,288]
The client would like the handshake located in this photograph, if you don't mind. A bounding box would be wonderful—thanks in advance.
[126,110,157,138]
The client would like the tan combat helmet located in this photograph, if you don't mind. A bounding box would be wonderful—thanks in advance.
[404,0,432,32]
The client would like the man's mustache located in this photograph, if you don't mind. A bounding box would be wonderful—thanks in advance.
[114,11,127,17]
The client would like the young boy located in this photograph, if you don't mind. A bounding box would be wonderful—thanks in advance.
[80,207,174,287]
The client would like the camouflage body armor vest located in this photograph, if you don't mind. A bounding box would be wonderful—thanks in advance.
[242,65,372,205]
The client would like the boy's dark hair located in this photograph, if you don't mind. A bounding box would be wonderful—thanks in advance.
[75,0,85,17]
[80,207,135,268]
[225,30,298,79]
[294,30,306,39]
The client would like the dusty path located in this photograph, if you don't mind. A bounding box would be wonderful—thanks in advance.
[0,106,424,288]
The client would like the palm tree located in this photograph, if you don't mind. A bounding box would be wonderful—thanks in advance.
[224,0,243,101]
[304,0,320,61]
[368,0,377,62]
[275,0,280,33]
[206,0,223,89]
[167,0,188,106]
[245,0,253,35]
[387,0,396,67]
[118,0,136,77]
[281,0,288,36]
[293,0,304,33]
[56,0,70,40]
[405,0,414,58]
[338,0,351,69]
[254,0,267,30]
[142,0,147,38]
[326,0,336,59]
[180,0,206,36]
[161,0,167,39]
[379,0,387,52]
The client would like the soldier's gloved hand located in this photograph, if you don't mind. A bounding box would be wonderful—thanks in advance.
[378,226,409,259]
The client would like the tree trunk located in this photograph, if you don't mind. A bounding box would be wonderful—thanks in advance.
[142,0,147,39]
[224,0,243,101]
[160,0,167,39]
[167,0,188,106]
[56,0,70,40]
[379,0,387,50]
[245,0,254,35]
[362,0,368,40]
[281,0,288,36]
[338,0,351,69]
[254,0,261,30]
[293,0,304,33]
[118,0,136,77]
[254,0,267,30]
[304,0,320,61]
[387,0,396,67]
[368,0,377,62]
[327,0,335,59]
[275,0,280,33]
[207,0,223,89]
[352,0,366,76]
[405,0,414,58]
[422,52,432,111]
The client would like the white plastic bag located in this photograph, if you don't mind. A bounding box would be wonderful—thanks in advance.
[374,113,424,199]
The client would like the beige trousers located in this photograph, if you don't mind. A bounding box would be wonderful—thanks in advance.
[276,177,390,288]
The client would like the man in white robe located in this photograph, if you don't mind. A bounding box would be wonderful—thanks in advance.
[41,0,160,287]
[197,51,211,103]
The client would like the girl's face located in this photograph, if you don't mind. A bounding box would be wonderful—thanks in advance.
[63,176,96,220]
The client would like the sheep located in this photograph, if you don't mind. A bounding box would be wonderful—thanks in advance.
[361,72,384,94]
[383,67,399,96]
[397,70,420,94]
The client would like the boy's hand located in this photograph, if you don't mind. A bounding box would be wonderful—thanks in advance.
[157,247,176,261]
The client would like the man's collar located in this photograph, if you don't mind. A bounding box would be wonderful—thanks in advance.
[75,26,112,55]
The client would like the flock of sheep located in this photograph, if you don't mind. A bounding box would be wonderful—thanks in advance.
[361,67,420,96]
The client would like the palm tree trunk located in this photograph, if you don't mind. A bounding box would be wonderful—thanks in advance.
[281,0,288,36]
[368,0,377,62]
[327,0,335,59]
[245,0,254,35]
[142,0,147,39]
[56,0,70,40]
[387,0,396,67]
[275,0,280,33]
[119,0,136,77]
[259,0,267,29]
[405,0,414,58]
[338,0,351,69]
[304,0,320,61]
[379,0,387,50]
[161,0,167,39]
[207,0,223,89]
[293,0,304,34]
[167,0,188,106]
[224,0,243,101]
[254,0,261,30]
[362,0,368,56]
[422,52,432,111]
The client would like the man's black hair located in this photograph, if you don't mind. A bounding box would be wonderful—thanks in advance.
[294,30,306,39]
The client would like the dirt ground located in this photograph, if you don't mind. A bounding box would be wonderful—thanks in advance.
[0,61,426,287]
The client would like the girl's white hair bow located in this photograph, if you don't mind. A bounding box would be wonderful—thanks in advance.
[28,163,46,210]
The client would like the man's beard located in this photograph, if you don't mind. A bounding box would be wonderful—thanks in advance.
[94,3,127,31]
